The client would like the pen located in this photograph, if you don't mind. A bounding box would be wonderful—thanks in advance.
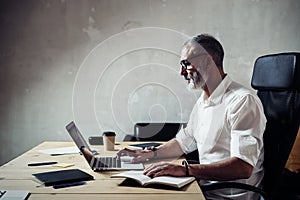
[53,181,86,189]
[50,152,78,156]
[28,161,58,166]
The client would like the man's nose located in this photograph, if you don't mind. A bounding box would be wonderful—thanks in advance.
[180,67,187,76]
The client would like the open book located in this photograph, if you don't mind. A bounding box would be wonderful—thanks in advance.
[111,170,195,189]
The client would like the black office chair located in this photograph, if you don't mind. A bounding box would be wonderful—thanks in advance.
[124,122,199,161]
[201,53,300,200]
[124,122,184,141]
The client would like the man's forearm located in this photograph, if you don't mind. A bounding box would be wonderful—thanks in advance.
[189,157,253,181]
[155,138,184,159]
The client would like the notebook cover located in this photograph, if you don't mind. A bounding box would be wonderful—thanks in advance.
[32,169,94,186]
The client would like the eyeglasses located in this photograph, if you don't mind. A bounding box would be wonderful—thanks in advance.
[180,59,191,71]
[180,59,192,80]
[180,53,207,80]
[180,53,207,70]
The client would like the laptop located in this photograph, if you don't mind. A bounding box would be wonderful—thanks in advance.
[66,121,144,171]
[0,190,30,200]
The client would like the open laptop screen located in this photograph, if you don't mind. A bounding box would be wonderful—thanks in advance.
[66,121,93,153]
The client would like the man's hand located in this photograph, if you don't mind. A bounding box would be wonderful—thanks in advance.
[143,162,186,178]
[117,148,153,163]
[117,139,185,164]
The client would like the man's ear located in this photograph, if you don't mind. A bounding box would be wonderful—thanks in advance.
[206,55,213,66]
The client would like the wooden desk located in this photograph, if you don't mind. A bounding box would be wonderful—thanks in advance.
[0,141,205,200]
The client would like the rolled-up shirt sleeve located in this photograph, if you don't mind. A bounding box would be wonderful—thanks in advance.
[176,127,197,154]
[229,95,266,167]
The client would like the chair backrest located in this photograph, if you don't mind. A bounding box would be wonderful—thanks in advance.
[133,122,185,141]
[251,52,300,197]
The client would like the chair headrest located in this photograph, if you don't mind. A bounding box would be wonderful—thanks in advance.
[251,52,300,90]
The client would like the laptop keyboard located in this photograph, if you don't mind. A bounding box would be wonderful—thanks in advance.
[94,157,121,168]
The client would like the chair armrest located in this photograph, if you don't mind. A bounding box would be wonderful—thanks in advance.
[201,182,269,200]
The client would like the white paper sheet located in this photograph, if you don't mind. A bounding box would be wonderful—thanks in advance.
[38,146,79,156]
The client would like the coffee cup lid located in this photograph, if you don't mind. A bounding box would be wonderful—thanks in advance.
[102,131,116,136]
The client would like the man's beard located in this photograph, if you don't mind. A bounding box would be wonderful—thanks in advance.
[187,70,206,90]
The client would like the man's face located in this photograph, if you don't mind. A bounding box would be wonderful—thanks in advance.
[180,45,209,90]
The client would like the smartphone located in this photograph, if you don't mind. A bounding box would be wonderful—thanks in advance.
[88,136,103,145]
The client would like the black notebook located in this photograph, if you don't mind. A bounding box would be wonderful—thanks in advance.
[32,169,94,186]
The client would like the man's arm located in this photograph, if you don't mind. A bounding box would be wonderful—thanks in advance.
[144,156,253,180]
[189,157,253,180]
[117,138,184,163]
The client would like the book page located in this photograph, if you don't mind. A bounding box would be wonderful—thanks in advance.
[111,171,151,185]
[112,171,195,188]
[145,176,195,188]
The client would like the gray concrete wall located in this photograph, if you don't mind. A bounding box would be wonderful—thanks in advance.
[0,0,299,165]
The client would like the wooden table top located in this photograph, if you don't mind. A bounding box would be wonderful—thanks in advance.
[0,141,205,200]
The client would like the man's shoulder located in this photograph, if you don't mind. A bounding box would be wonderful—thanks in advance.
[227,80,253,94]
[224,80,258,103]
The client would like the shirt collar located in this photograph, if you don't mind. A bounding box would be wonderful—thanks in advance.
[199,75,232,106]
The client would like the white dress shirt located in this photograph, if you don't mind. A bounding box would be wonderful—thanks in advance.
[176,76,267,200]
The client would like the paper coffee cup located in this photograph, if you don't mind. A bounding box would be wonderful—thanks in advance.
[102,131,116,151]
